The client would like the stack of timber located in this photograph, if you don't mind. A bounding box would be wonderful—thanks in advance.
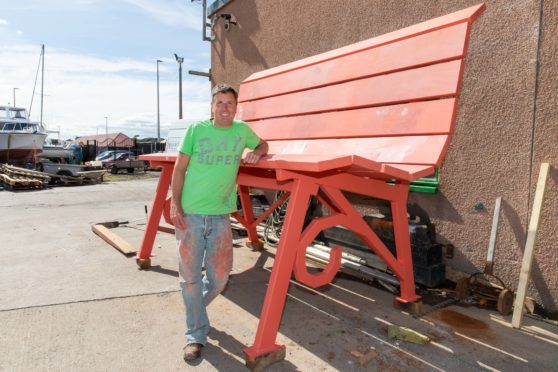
[0,164,51,190]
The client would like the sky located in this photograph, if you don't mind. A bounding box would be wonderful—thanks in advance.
[0,0,212,140]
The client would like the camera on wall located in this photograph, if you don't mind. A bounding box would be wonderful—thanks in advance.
[219,13,237,31]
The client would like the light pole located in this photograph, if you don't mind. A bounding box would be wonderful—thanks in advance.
[174,53,184,119]
[13,88,19,107]
[104,116,108,150]
[156,59,163,152]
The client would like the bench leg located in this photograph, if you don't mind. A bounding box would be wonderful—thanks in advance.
[391,197,421,304]
[320,181,420,305]
[136,163,173,269]
[244,179,316,368]
[238,185,264,250]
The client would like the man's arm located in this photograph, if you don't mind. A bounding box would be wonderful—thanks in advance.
[170,152,190,230]
[243,139,268,164]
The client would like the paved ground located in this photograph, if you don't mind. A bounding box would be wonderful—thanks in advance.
[1,178,557,371]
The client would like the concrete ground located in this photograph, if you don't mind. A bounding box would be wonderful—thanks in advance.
[1,178,557,371]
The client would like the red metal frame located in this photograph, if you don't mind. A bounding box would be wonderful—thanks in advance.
[238,169,419,360]
[136,159,173,263]
[135,155,422,361]
[136,3,486,366]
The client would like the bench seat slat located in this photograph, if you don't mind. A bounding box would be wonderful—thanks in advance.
[263,135,449,166]
[249,154,354,173]
[244,4,484,84]
[243,154,436,181]
[247,99,456,140]
[238,60,462,121]
[239,23,468,102]
[342,163,436,181]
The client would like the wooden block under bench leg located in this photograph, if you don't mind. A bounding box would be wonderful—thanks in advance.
[246,240,265,251]
[136,258,151,270]
[244,344,286,371]
[393,297,423,314]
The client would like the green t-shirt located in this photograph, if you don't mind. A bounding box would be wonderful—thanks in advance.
[178,119,260,214]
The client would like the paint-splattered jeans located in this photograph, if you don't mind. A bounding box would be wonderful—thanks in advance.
[176,214,233,346]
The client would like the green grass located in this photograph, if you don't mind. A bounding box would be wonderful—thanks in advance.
[104,172,159,182]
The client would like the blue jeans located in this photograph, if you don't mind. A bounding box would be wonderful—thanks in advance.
[176,214,233,346]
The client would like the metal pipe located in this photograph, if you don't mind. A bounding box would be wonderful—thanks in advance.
[13,88,18,107]
[230,218,399,286]
[104,116,108,149]
[305,247,400,286]
[174,54,184,119]
[202,0,211,42]
[188,70,211,79]
[178,62,183,119]
[156,59,162,151]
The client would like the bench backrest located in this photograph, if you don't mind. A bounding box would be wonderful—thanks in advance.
[236,4,485,170]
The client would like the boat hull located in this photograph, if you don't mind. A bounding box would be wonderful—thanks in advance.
[0,132,47,163]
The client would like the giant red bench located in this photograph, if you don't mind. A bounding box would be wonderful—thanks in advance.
[138,3,485,368]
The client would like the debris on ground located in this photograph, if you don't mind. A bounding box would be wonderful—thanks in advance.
[350,349,378,366]
[387,325,430,344]
[91,221,135,256]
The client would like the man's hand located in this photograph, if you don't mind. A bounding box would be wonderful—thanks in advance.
[243,150,264,164]
[243,139,268,164]
[170,202,186,230]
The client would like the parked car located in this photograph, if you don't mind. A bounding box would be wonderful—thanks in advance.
[101,151,134,167]
[95,150,130,161]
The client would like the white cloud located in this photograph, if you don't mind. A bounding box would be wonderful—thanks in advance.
[123,0,202,30]
[16,30,23,36]
[0,19,8,26]
[0,43,211,140]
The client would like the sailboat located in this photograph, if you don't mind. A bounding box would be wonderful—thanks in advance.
[0,45,48,164]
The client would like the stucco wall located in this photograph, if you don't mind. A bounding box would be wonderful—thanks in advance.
[209,0,557,313]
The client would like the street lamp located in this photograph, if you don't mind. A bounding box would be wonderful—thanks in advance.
[13,88,19,107]
[156,59,163,152]
[104,116,108,150]
[174,53,184,120]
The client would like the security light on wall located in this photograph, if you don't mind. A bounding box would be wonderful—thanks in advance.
[219,13,237,31]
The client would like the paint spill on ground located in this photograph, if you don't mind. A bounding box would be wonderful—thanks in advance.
[439,310,488,330]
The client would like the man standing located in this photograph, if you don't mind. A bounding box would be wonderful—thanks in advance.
[170,84,268,361]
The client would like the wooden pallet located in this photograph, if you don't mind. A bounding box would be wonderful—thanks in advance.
[0,164,51,180]
[0,164,50,190]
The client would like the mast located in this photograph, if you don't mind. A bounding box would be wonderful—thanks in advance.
[40,44,45,127]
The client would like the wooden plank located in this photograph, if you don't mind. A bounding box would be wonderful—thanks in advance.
[238,60,462,121]
[512,163,550,328]
[260,135,448,166]
[239,24,468,102]
[92,224,136,255]
[484,197,502,275]
[244,3,485,83]
[247,99,456,140]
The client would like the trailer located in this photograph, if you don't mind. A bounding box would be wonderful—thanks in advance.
[38,159,105,185]
[108,159,147,174]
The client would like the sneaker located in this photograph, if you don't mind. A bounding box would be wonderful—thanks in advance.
[183,343,203,361]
